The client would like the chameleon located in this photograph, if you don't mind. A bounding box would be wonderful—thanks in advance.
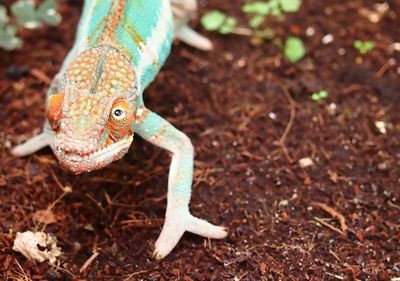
[12,0,227,259]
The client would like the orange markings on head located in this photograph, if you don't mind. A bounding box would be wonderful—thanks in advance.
[108,99,133,140]
[47,93,64,130]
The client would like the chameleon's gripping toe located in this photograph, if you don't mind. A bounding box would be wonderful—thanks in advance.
[175,25,213,51]
[172,0,213,51]
[153,211,227,260]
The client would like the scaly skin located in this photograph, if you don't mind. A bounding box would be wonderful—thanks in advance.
[12,0,226,259]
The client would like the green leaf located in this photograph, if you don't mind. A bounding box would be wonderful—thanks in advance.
[353,40,362,50]
[318,90,328,99]
[0,34,23,50]
[284,36,305,62]
[38,0,57,12]
[311,90,329,101]
[201,10,226,31]
[0,6,9,27]
[37,0,61,26]
[353,40,374,54]
[242,2,271,15]
[311,92,320,101]
[249,14,265,29]
[219,16,236,34]
[280,0,302,13]
[4,25,18,37]
[270,6,282,17]
[364,41,375,51]
[11,0,41,29]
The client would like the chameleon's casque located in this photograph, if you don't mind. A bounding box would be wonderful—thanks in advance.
[12,0,227,260]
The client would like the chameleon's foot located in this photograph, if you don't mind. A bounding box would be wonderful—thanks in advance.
[153,210,227,259]
[175,25,213,51]
[12,132,53,157]
[171,0,213,51]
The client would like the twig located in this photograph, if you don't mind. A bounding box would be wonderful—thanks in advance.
[50,169,70,192]
[231,27,253,36]
[80,250,99,273]
[324,272,344,280]
[33,176,72,231]
[277,84,296,163]
[376,59,393,77]
[388,201,400,211]
[123,269,152,281]
[278,84,296,146]
[30,68,52,85]
[329,249,341,262]
[12,258,32,281]
[37,190,70,232]
[313,217,346,236]
[312,202,348,232]
[51,263,78,279]
[86,193,110,219]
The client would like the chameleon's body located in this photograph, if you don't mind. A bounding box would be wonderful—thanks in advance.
[12,0,226,259]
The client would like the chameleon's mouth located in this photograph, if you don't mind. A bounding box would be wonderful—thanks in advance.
[54,135,133,174]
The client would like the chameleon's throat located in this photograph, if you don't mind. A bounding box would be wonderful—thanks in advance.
[54,135,133,174]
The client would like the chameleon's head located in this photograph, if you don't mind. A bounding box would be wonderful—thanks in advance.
[47,46,138,174]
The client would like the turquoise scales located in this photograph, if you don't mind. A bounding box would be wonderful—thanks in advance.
[12,0,227,259]
[62,0,174,91]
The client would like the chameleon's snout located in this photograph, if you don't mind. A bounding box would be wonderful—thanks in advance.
[54,134,133,174]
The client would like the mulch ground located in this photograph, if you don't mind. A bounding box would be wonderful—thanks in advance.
[0,0,399,280]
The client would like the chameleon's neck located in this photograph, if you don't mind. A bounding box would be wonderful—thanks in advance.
[81,0,125,48]
[98,1,125,44]
[65,0,173,91]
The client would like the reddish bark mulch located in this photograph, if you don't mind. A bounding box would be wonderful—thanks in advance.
[0,0,399,280]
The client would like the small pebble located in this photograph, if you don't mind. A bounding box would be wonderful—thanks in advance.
[338,48,346,55]
[322,34,334,45]
[306,26,315,37]
[375,120,387,134]
[236,58,246,68]
[389,42,400,52]
[268,112,277,120]
[299,157,314,168]
[327,103,337,114]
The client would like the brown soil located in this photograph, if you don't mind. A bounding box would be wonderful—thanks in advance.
[0,0,399,280]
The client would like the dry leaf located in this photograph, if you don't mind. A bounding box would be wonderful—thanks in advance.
[13,231,61,264]
[33,209,57,224]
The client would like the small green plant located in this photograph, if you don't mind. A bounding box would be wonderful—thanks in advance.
[243,0,301,22]
[0,6,22,50]
[242,0,301,41]
[283,36,305,63]
[311,90,329,101]
[201,1,305,62]
[0,0,61,51]
[201,10,237,35]
[353,40,375,55]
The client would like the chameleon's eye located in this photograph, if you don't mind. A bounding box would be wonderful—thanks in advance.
[108,100,133,140]
[112,107,126,120]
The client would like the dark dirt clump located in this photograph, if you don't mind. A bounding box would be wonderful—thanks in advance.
[0,0,399,280]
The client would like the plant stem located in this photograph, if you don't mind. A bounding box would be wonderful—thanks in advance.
[231,27,253,36]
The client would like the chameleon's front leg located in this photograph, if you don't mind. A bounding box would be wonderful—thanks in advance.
[12,121,54,157]
[134,107,227,259]
[11,74,62,157]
